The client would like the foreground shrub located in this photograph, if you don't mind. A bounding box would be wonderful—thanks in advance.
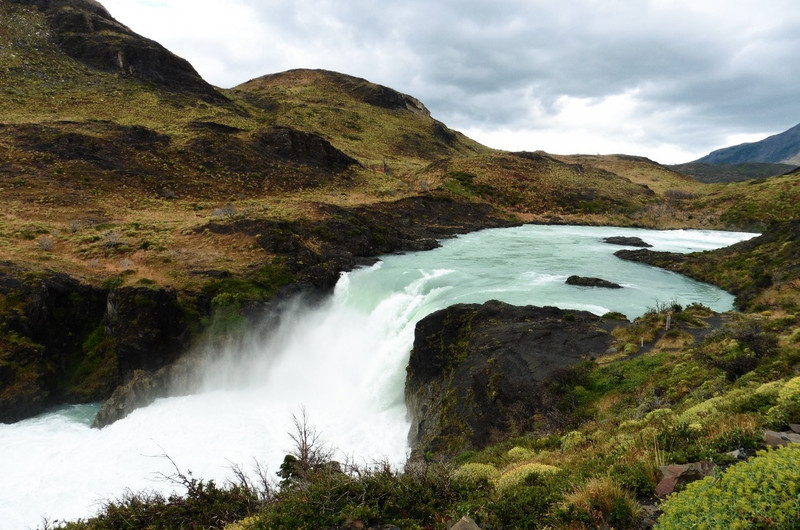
[556,476,640,529]
[59,480,258,530]
[766,375,800,429]
[656,446,800,529]
[489,472,563,529]
[251,464,452,529]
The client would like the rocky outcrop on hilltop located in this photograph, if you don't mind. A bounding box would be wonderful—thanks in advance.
[14,0,226,102]
[405,301,618,458]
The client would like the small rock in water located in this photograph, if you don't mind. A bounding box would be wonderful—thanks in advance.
[565,275,623,289]
[603,236,653,247]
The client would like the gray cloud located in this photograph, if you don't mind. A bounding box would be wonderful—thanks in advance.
[103,0,800,162]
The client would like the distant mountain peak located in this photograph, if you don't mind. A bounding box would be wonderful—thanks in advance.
[693,122,800,166]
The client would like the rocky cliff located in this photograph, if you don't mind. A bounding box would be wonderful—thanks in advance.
[405,301,619,458]
[0,264,191,422]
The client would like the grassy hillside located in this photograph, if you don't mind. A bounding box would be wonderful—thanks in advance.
[231,69,488,174]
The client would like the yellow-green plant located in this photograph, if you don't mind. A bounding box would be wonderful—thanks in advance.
[452,463,500,485]
[656,446,800,529]
[766,376,800,428]
[506,446,534,462]
[561,430,588,451]
[777,376,800,404]
[493,463,559,492]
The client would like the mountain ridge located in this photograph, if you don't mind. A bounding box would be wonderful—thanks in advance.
[693,122,800,166]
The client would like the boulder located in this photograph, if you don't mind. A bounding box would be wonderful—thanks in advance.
[565,275,623,289]
[763,429,800,448]
[405,301,617,458]
[655,461,717,497]
[449,516,482,530]
[603,236,653,247]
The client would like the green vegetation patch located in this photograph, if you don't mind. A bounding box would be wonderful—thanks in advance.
[657,446,800,529]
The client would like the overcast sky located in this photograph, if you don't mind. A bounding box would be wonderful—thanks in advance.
[100,0,800,164]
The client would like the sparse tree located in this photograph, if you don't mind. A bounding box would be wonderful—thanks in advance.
[278,406,335,485]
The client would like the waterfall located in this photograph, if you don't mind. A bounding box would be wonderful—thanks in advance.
[0,225,757,528]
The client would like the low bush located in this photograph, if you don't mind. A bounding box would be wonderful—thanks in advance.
[556,476,640,529]
[59,480,258,530]
[494,462,560,492]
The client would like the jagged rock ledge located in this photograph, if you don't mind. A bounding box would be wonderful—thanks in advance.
[405,301,618,458]
[0,268,190,424]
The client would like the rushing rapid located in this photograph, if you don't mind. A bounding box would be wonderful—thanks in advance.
[0,225,756,528]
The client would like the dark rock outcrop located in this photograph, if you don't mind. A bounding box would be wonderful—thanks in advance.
[405,301,617,458]
[0,265,193,424]
[255,127,359,172]
[603,236,652,247]
[614,248,684,267]
[0,268,106,422]
[104,287,189,375]
[15,0,225,102]
[200,195,515,291]
[565,275,623,289]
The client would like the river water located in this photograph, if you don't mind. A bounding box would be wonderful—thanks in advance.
[0,225,756,528]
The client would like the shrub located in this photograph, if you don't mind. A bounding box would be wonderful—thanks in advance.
[506,446,534,462]
[489,472,561,529]
[777,375,800,404]
[452,463,499,485]
[557,477,640,529]
[494,463,560,492]
[765,376,800,429]
[561,430,587,451]
[610,459,658,497]
[656,446,800,529]
[60,480,259,529]
[36,235,54,251]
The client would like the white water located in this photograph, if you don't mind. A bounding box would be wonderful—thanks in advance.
[0,225,756,528]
